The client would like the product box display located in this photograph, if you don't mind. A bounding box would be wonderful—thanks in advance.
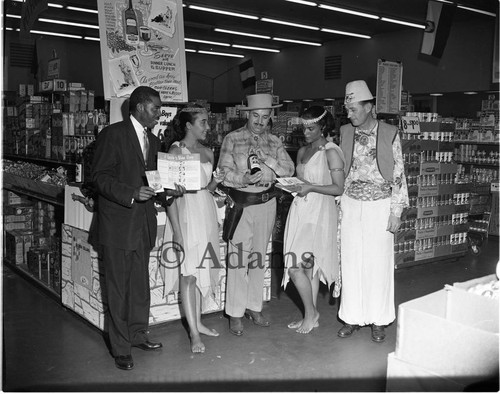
[389,274,499,388]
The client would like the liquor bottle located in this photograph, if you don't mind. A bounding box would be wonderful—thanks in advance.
[247,149,261,175]
[75,138,84,183]
[123,0,139,44]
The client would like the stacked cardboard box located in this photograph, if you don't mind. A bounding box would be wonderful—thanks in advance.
[386,274,499,391]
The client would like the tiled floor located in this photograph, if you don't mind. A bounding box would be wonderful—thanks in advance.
[3,238,499,392]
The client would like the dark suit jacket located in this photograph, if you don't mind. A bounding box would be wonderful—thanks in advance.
[91,117,161,251]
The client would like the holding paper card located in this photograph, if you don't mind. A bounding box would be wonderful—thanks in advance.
[145,170,164,193]
[276,177,305,196]
[157,152,201,191]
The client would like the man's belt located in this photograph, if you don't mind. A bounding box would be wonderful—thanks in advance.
[226,185,278,207]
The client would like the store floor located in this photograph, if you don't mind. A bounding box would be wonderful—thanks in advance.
[3,238,499,392]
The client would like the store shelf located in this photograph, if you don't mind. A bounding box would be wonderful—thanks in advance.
[456,160,499,167]
[3,182,64,206]
[456,141,499,146]
[3,153,76,167]
[3,259,60,300]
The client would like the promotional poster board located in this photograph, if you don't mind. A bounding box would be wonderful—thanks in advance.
[97,0,188,103]
[376,59,403,114]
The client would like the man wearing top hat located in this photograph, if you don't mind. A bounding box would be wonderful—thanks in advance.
[337,80,409,343]
[218,93,294,336]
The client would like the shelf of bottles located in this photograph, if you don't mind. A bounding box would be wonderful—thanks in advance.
[395,122,470,269]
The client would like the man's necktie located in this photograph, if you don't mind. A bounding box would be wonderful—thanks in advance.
[143,128,149,161]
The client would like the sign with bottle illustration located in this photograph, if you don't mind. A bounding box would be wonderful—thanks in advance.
[97,0,188,102]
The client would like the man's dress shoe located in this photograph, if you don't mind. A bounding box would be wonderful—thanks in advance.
[371,325,386,343]
[132,340,163,351]
[244,309,270,327]
[115,355,134,370]
[229,317,243,336]
[337,324,360,338]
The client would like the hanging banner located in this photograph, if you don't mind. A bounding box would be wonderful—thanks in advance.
[375,59,403,115]
[97,0,188,102]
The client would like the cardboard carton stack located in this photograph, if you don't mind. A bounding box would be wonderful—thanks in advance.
[386,274,499,391]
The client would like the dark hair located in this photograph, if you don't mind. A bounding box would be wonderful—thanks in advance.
[301,105,334,136]
[171,104,207,141]
[129,86,160,114]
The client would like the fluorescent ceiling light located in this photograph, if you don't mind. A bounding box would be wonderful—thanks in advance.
[185,38,230,46]
[285,0,317,6]
[38,18,99,29]
[186,49,197,53]
[303,99,313,101]
[84,36,100,41]
[321,28,371,39]
[6,27,20,31]
[48,3,63,8]
[457,5,496,17]
[324,98,335,101]
[67,6,98,14]
[6,14,21,19]
[214,28,271,40]
[318,4,380,19]
[430,93,443,96]
[283,99,294,102]
[273,37,322,46]
[188,5,258,20]
[198,50,244,58]
[30,30,83,39]
[232,44,280,53]
[380,17,426,29]
[463,91,478,95]
[261,17,319,30]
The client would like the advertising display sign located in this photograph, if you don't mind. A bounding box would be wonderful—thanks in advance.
[97,0,188,102]
[376,59,403,114]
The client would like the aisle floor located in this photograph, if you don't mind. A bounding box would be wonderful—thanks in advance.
[2,238,499,392]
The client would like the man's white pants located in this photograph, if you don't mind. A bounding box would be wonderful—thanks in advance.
[338,195,395,326]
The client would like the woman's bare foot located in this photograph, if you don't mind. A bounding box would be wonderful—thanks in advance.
[198,323,219,337]
[190,334,205,353]
[288,320,302,329]
[296,311,320,334]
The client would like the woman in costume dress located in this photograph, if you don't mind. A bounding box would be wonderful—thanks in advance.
[282,106,345,334]
[165,105,225,353]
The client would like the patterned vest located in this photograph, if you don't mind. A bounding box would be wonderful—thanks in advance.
[340,121,397,182]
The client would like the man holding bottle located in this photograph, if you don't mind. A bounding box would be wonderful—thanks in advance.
[218,93,294,336]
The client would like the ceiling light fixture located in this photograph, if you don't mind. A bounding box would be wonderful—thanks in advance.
[318,4,380,19]
[186,49,197,52]
[285,0,317,6]
[232,44,280,53]
[380,17,426,29]
[38,18,99,29]
[185,38,230,46]
[6,14,21,19]
[30,29,83,39]
[261,17,320,30]
[188,5,258,20]
[463,91,478,95]
[84,36,100,41]
[214,28,271,40]
[273,37,322,46]
[430,93,443,96]
[198,50,244,58]
[457,5,496,17]
[283,99,294,102]
[321,28,371,39]
[66,6,98,14]
[48,3,63,8]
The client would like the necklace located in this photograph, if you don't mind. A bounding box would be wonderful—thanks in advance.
[356,121,377,133]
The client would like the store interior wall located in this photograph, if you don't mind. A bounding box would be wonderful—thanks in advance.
[3,15,497,110]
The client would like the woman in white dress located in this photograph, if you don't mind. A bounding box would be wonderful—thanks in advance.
[282,106,345,334]
[166,105,225,353]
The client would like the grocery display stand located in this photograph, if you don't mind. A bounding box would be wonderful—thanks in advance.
[395,122,470,269]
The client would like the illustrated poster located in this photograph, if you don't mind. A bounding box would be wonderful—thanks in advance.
[97,0,188,102]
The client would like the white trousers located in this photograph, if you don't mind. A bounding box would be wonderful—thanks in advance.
[338,195,395,326]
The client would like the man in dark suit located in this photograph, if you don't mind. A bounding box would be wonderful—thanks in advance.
[92,86,181,370]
